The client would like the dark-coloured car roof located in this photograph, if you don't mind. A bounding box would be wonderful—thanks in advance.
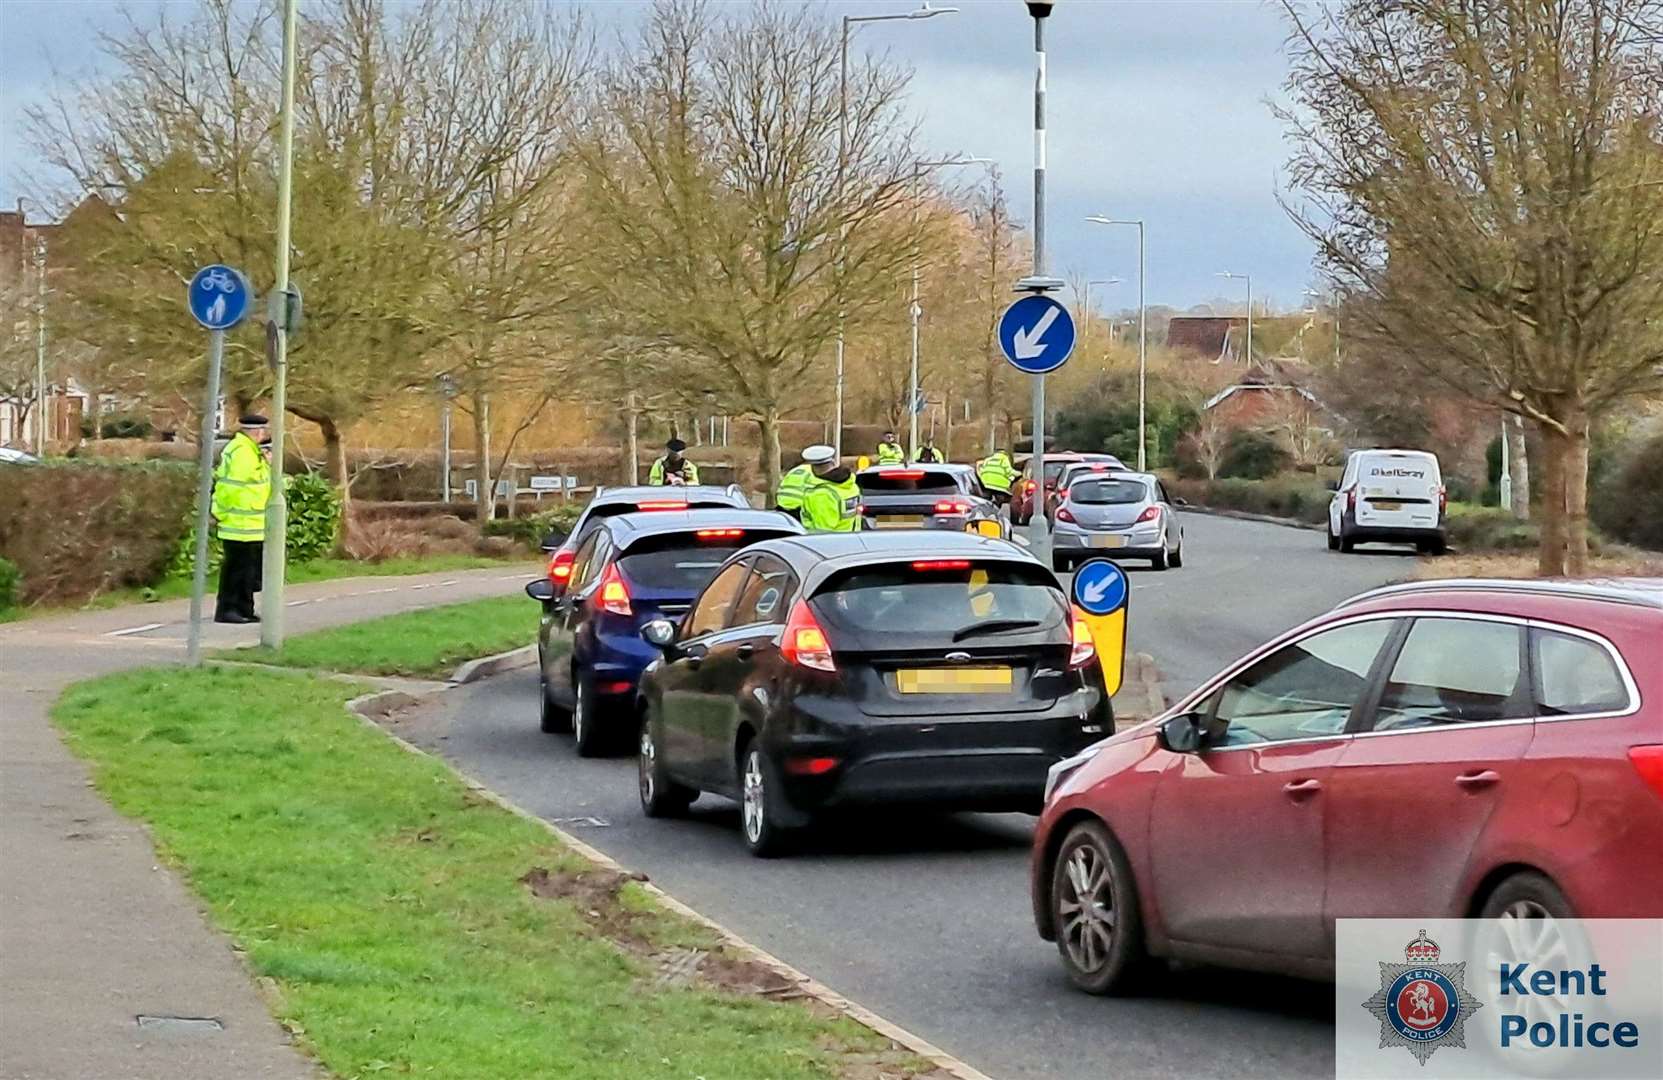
[602,508,802,548]
[738,531,1045,591]
[590,484,746,507]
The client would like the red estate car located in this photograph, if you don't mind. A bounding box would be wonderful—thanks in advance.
[1012,452,1123,524]
[1032,578,1663,993]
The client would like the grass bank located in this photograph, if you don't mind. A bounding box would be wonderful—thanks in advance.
[53,666,919,1080]
[222,595,539,678]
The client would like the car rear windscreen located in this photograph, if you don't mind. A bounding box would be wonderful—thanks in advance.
[617,531,786,591]
[1069,479,1147,505]
[813,562,1067,635]
[856,470,961,494]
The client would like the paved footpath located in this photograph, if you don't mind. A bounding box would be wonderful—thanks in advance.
[0,564,539,1080]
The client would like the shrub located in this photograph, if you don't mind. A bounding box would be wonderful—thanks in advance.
[284,472,341,562]
[482,503,585,549]
[1591,430,1663,552]
[1443,504,1541,552]
[0,556,20,611]
[1163,475,1332,525]
[1220,429,1291,480]
[0,460,197,606]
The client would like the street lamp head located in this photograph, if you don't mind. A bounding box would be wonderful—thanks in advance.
[909,2,958,17]
[1085,215,1112,225]
[1025,0,1055,17]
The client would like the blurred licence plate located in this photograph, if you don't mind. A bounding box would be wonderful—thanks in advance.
[1088,534,1127,548]
[897,667,1013,694]
[1370,500,1403,511]
[876,515,922,529]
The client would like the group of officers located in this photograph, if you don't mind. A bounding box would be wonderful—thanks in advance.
[645,430,1019,534]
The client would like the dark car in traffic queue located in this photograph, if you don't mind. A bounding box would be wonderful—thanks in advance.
[1030,577,1663,996]
[634,531,1113,856]
[538,483,752,594]
[855,463,1006,538]
[526,508,803,755]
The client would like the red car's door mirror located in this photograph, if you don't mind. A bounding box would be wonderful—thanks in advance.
[1157,712,1207,754]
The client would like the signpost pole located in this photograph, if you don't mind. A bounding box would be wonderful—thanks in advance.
[261,0,299,650]
[1027,1,1053,566]
[186,330,226,666]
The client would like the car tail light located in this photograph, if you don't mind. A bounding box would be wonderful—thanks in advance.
[911,559,971,571]
[594,564,632,616]
[1135,505,1159,524]
[547,548,575,586]
[781,600,835,672]
[1346,487,1357,513]
[1438,486,1448,514]
[933,499,972,515]
[696,528,744,539]
[1055,507,1075,523]
[784,756,841,776]
[637,499,684,511]
[1023,480,1038,494]
[1628,746,1663,801]
[1069,608,1096,668]
[888,470,926,479]
[598,680,634,695]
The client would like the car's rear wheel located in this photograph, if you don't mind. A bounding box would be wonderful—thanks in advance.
[1150,545,1169,571]
[538,664,571,734]
[739,741,793,858]
[1169,534,1184,568]
[1338,514,1357,553]
[1326,522,1341,551]
[1479,871,1574,921]
[638,709,696,817]
[572,673,608,757]
[1052,819,1148,995]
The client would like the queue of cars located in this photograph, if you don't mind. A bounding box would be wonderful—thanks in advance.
[522,452,1661,998]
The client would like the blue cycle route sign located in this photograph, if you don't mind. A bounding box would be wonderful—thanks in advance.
[998,293,1076,374]
[188,264,252,331]
[1072,558,1128,616]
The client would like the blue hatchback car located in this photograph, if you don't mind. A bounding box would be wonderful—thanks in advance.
[526,508,803,756]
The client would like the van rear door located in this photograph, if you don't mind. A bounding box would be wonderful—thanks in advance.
[1354,452,1441,528]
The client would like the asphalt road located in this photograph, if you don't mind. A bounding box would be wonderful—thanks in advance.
[392,513,1416,1080]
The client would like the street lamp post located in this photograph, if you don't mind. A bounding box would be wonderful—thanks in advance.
[260,0,299,649]
[909,156,990,459]
[836,2,958,458]
[1024,0,1056,564]
[1217,271,1252,363]
[1086,216,1147,469]
[33,235,46,455]
[1083,277,1120,350]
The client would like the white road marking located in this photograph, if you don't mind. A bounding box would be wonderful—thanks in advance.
[438,579,459,587]
[104,623,164,638]
[364,587,397,595]
[286,599,310,607]
[410,583,433,590]
[497,574,527,581]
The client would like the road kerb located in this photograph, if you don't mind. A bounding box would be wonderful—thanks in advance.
[345,688,1000,1080]
[448,644,538,685]
[1178,504,1326,533]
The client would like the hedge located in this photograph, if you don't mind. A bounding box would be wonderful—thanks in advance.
[0,461,197,607]
[1165,475,1333,525]
[1592,430,1663,552]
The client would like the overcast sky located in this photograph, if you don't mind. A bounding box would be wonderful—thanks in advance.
[0,0,1317,311]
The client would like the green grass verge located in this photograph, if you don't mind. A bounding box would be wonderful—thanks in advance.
[93,554,524,610]
[53,666,893,1079]
[221,595,539,678]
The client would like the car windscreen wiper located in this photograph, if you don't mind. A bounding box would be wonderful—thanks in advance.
[951,618,1045,642]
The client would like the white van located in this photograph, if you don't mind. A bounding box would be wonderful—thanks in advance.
[1328,448,1446,554]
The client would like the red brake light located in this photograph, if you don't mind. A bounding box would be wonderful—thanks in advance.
[1438,486,1448,514]
[637,500,684,511]
[696,528,744,539]
[933,499,972,515]
[911,560,971,571]
[1346,487,1357,512]
[547,549,575,585]
[595,564,632,616]
[1069,608,1096,668]
[781,601,835,672]
[1628,746,1663,802]
[1135,505,1159,524]
[1055,507,1075,523]
[888,469,926,479]
[784,756,841,776]
[1023,480,1037,494]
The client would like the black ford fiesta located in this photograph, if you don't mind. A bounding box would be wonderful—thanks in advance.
[634,531,1112,856]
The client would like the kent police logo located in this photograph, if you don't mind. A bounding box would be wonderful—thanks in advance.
[1361,929,1484,1065]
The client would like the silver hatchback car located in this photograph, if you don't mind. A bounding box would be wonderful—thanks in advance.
[1049,471,1186,572]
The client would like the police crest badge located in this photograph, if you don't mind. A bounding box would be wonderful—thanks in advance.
[1361,929,1485,1065]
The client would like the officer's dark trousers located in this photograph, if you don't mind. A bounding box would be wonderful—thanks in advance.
[216,539,264,619]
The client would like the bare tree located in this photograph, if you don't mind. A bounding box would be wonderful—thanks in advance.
[571,1,921,492]
[1280,0,1663,575]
